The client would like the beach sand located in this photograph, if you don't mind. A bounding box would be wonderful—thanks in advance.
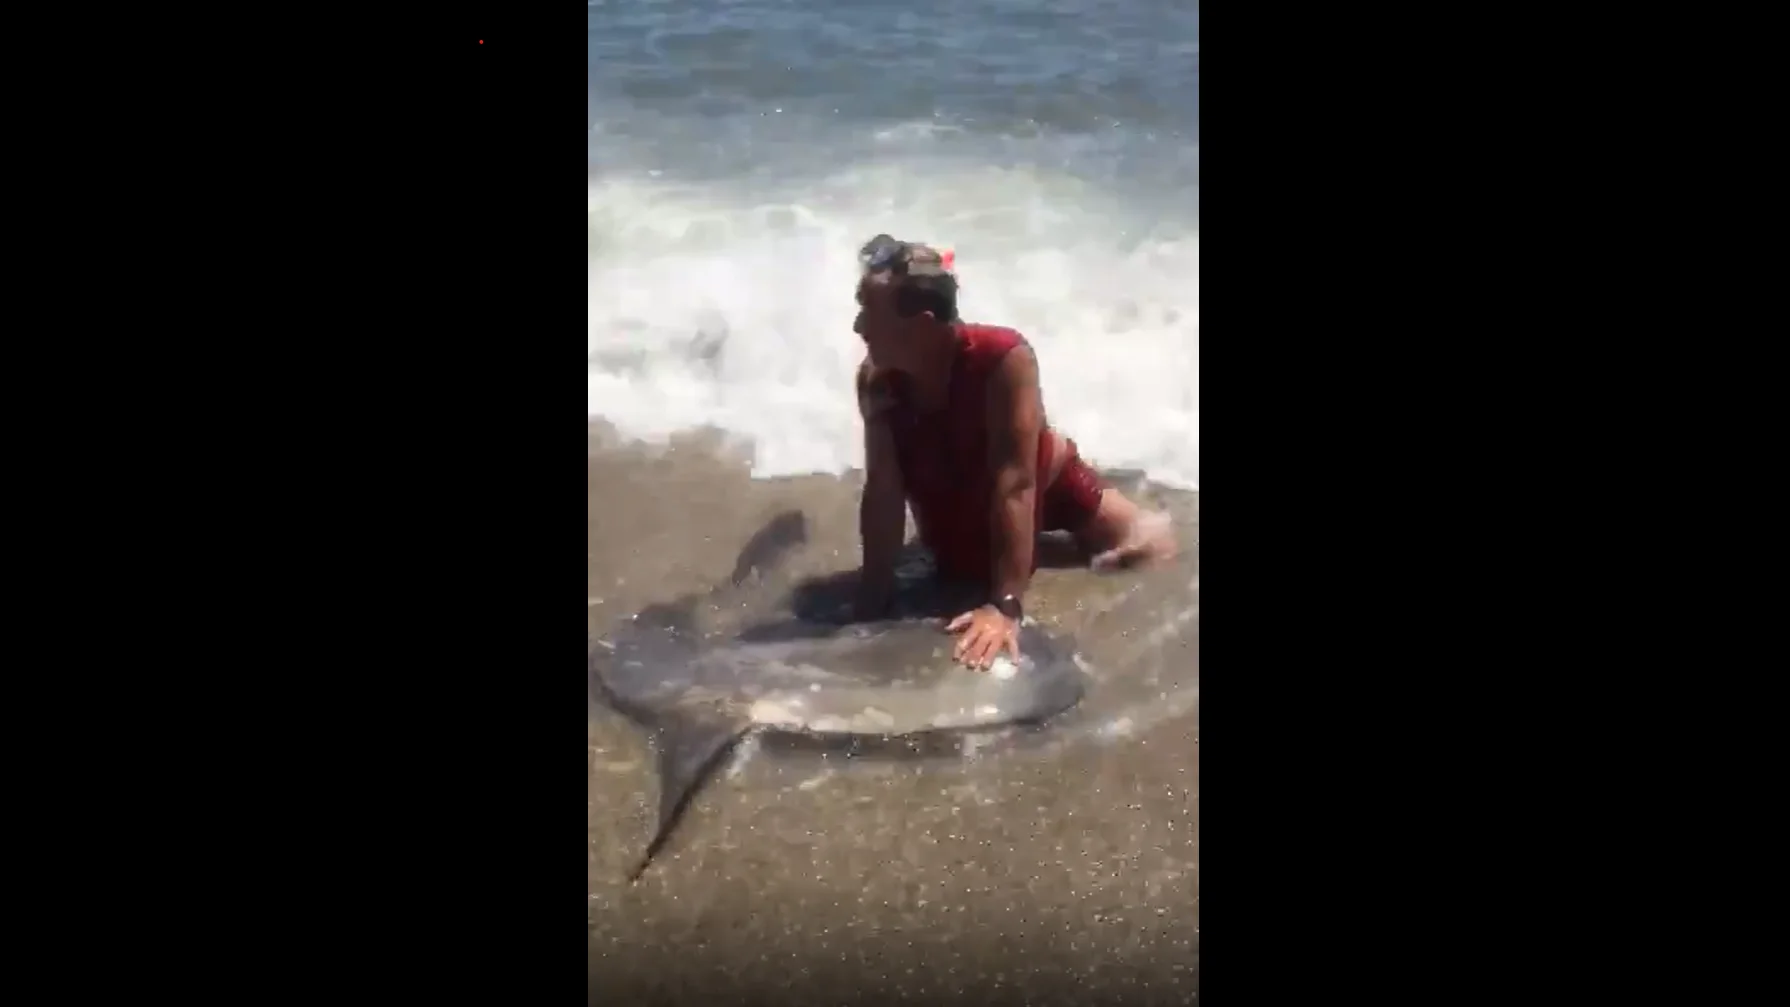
[588,422,1199,1004]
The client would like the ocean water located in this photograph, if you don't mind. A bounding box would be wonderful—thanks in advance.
[587,0,1199,489]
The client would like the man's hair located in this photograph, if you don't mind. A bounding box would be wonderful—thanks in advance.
[894,272,958,323]
[859,234,960,323]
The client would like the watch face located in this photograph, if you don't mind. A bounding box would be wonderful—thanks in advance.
[997,595,1023,619]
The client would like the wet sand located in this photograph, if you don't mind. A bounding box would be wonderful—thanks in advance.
[588,422,1199,1004]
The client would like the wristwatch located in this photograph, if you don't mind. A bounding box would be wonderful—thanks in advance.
[992,594,1023,622]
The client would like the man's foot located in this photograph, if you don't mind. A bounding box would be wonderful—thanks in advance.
[1090,508,1177,571]
[1077,486,1177,572]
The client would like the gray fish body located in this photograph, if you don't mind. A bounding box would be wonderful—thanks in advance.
[590,608,1086,880]
[596,617,1084,735]
[589,510,1088,880]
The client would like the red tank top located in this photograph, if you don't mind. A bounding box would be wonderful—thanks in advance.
[886,323,1056,584]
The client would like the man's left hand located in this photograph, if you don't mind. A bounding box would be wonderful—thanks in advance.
[947,604,1020,669]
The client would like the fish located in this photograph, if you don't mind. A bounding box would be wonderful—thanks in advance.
[588,512,1089,881]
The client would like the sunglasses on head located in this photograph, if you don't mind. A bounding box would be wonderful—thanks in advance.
[858,234,909,274]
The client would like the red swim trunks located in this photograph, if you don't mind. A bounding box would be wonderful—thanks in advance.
[1040,437,1107,536]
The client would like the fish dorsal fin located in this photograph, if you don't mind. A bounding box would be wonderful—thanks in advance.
[621,510,807,650]
[725,510,808,588]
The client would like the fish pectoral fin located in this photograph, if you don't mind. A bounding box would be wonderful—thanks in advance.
[631,714,752,882]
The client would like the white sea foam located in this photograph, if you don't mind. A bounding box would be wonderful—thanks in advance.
[588,151,1199,489]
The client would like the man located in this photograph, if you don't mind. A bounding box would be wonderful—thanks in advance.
[851,234,1177,670]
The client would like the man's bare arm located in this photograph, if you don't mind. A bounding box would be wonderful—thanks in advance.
[987,345,1044,603]
[857,362,906,611]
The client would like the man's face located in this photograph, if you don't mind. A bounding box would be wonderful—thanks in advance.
[853,274,913,367]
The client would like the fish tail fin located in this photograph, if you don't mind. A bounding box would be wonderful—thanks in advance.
[630,714,752,883]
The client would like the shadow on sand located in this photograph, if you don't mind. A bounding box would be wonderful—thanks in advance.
[728,517,1098,645]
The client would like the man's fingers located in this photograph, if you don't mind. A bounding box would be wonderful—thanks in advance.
[972,632,993,665]
[983,633,1006,668]
[952,624,979,658]
[948,616,1025,669]
[959,633,988,665]
[957,629,988,666]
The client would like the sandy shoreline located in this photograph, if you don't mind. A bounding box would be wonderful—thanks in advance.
[588,422,1199,1003]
